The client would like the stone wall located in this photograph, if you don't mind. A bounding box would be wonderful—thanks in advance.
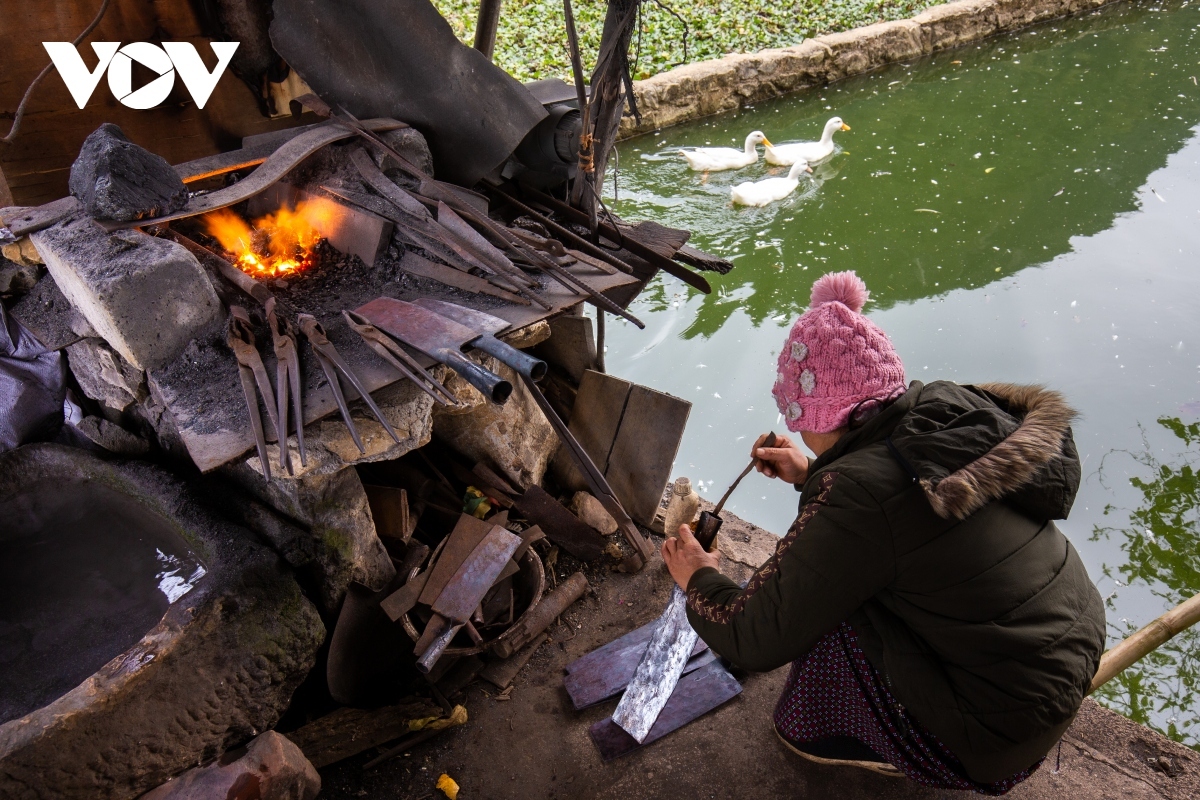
[620,0,1122,138]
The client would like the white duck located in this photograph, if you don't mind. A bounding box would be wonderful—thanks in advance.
[730,160,813,207]
[765,117,851,166]
[680,130,772,172]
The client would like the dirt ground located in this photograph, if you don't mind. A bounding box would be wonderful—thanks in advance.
[317,512,1200,800]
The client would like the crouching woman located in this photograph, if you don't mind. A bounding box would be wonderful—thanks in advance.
[663,271,1105,794]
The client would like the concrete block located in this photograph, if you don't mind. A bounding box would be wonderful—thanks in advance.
[818,20,929,80]
[32,216,222,370]
[913,0,1003,51]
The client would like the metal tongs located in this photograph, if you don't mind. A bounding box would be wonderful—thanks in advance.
[267,298,306,475]
[342,310,460,407]
[227,305,283,480]
[297,314,400,454]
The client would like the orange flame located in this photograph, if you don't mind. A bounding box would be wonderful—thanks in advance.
[202,197,342,278]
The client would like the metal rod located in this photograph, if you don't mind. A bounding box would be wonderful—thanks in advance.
[712,432,776,516]
[594,309,606,372]
[518,184,714,295]
[489,182,635,275]
[520,373,652,566]
[473,0,504,59]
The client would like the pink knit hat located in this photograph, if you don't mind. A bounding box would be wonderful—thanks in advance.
[772,271,906,433]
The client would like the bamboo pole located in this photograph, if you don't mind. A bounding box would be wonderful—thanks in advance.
[1088,591,1200,694]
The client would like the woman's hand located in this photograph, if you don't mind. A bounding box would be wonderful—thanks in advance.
[752,433,810,484]
[662,524,720,590]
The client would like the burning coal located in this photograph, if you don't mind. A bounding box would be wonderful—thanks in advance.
[202,197,344,278]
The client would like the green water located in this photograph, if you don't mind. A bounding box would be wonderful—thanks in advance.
[605,0,1200,746]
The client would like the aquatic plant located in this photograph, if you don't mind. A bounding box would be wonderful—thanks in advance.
[1092,417,1200,750]
[433,0,940,83]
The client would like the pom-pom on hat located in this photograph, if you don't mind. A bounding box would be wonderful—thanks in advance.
[772,271,906,433]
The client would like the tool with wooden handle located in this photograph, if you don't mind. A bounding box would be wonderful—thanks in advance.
[692,431,777,550]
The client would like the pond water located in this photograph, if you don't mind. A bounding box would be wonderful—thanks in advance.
[605,0,1200,746]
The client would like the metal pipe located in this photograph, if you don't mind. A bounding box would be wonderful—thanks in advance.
[473,0,504,60]
[493,572,588,658]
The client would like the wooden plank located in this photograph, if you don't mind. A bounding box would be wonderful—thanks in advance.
[512,485,605,561]
[566,648,715,711]
[551,369,630,493]
[418,514,496,606]
[675,243,733,275]
[588,661,742,761]
[604,384,691,526]
[283,698,443,768]
[0,0,311,206]
[3,196,82,237]
[618,220,690,259]
[530,314,597,384]
[364,484,412,543]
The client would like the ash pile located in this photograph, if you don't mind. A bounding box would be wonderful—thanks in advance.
[0,1,726,798]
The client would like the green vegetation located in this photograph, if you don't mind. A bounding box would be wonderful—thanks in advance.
[433,0,943,82]
[1092,418,1200,750]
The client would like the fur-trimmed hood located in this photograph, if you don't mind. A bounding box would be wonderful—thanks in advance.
[886,382,1081,521]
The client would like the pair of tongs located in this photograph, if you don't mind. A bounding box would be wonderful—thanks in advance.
[267,298,306,475]
[227,306,284,480]
[342,310,459,408]
[297,314,401,454]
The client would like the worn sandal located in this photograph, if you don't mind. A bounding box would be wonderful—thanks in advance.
[775,728,905,778]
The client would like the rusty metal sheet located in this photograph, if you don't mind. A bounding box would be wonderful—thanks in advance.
[418,514,495,606]
[270,0,547,186]
[511,485,606,561]
[431,526,521,623]
[588,661,742,761]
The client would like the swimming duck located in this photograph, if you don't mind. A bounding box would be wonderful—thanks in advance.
[730,160,813,207]
[765,117,851,166]
[680,130,772,172]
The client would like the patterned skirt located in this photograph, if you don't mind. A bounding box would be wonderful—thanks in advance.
[773,623,1041,795]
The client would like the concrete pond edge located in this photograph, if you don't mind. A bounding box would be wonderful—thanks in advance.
[619,0,1124,138]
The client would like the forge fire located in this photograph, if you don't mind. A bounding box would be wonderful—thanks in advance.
[201,197,342,278]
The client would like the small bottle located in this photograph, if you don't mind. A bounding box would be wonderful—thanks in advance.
[662,477,700,538]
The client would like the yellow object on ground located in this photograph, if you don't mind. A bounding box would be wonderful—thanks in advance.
[437,773,460,799]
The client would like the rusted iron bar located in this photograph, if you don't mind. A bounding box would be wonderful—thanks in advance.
[520,373,653,569]
[487,182,635,276]
[514,185,713,294]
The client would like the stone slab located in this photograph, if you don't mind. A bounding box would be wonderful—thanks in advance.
[31,216,222,370]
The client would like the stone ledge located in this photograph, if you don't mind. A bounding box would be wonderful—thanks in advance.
[620,0,1123,138]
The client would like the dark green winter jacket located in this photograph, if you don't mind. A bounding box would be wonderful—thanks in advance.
[685,381,1106,784]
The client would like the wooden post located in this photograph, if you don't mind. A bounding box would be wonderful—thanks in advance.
[473,0,504,60]
[0,164,14,208]
[1089,591,1200,694]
